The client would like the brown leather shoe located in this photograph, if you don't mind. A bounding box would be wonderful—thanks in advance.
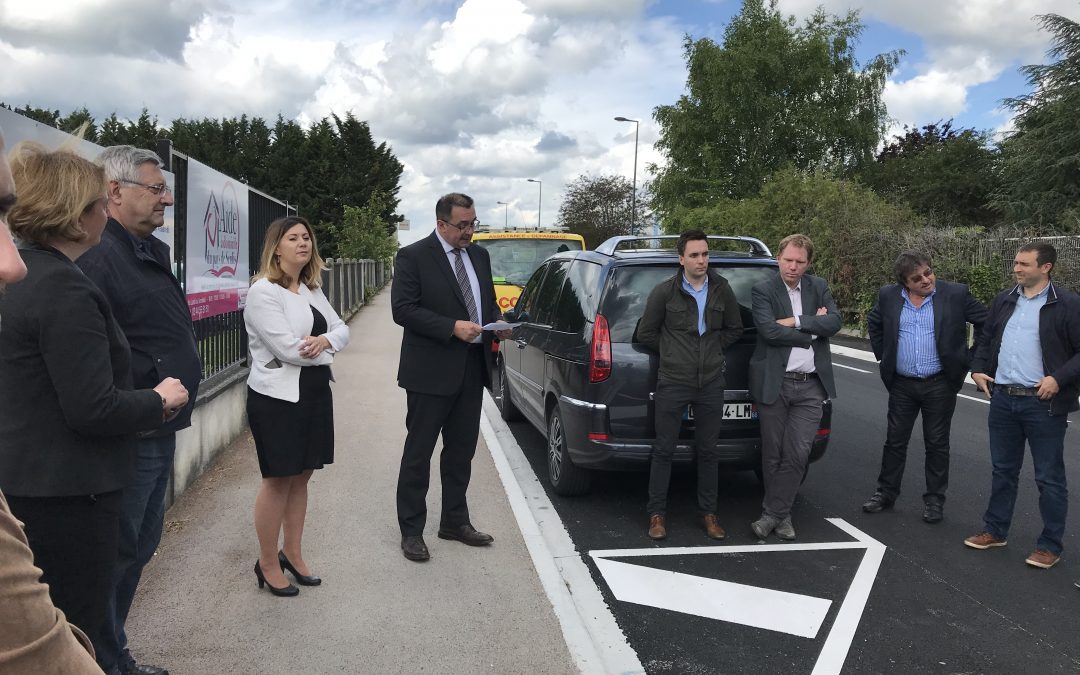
[437,523,494,546]
[1025,549,1060,569]
[964,532,1007,550]
[647,514,667,540]
[702,514,726,540]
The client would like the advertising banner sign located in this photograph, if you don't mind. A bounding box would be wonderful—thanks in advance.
[185,158,249,320]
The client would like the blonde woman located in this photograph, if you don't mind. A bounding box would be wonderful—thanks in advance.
[0,143,187,666]
[245,216,349,596]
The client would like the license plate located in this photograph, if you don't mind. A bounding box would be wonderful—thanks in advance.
[686,403,757,421]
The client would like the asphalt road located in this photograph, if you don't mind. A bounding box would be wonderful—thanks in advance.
[502,343,1080,674]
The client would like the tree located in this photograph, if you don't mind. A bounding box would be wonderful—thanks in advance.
[332,192,399,264]
[994,12,1080,232]
[6,104,59,127]
[58,107,98,141]
[859,120,1001,228]
[649,0,900,220]
[3,101,406,257]
[555,174,650,248]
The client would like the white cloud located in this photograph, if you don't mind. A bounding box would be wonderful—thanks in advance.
[1,0,1056,246]
[778,0,1076,132]
[0,0,208,61]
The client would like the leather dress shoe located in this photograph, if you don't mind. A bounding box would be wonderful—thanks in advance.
[279,550,321,585]
[862,492,895,513]
[701,514,726,540]
[647,514,666,540]
[437,524,494,546]
[401,535,430,561]
[922,502,943,524]
[121,663,169,675]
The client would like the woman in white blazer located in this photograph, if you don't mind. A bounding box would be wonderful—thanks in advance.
[245,216,349,596]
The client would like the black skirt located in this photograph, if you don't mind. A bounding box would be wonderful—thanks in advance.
[248,305,334,478]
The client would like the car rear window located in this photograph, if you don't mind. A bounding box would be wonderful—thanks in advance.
[600,263,776,343]
[473,238,585,287]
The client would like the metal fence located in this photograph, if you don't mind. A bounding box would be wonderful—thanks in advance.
[320,259,392,320]
[155,141,389,388]
[976,234,1080,291]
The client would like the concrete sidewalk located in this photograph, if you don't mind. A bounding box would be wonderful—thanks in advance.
[126,289,578,674]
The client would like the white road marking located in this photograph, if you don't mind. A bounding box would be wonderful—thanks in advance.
[831,344,877,363]
[595,557,833,639]
[811,519,887,675]
[834,363,872,374]
[480,397,645,675]
[833,344,995,406]
[957,393,990,405]
[591,541,868,557]
[592,519,887,675]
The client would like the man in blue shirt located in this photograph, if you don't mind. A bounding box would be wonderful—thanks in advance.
[863,252,987,523]
[966,243,1080,572]
[638,230,743,540]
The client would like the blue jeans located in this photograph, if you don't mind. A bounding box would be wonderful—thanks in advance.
[982,391,1068,554]
[99,435,176,674]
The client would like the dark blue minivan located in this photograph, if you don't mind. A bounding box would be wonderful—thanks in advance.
[496,235,832,496]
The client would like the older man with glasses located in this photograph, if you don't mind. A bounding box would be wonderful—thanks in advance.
[76,146,202,675]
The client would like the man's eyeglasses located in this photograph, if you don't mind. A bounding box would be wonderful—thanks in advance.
[120,180,172,196]
[440,218,479,231]
[907,268,934,283]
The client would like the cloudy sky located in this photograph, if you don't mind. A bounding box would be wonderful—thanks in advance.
[0,0,1072,244]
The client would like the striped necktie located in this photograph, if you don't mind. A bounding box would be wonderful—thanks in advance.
[451,249,480,324]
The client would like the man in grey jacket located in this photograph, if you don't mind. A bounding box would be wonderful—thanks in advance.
[748,234,840,541]
[638,230,743,540]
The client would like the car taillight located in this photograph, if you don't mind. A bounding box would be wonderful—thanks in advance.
[590,314,612,383]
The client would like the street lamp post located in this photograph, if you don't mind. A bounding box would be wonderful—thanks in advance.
[527,178,542,229]
[614,116,639,235]
[496,200,509,229]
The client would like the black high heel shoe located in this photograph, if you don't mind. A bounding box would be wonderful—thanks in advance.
[254,561,299,596]
[278,550,322,586]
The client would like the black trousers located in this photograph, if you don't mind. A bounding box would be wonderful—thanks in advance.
[876,374,957,504]
[647,377,725,516]
[397,346,484,536]
[6,490,121,667]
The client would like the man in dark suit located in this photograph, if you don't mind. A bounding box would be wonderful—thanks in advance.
[862,252,987,523]
[749,234,840,541]
[391,193,511,562]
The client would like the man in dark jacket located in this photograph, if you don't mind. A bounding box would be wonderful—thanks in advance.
[77,146,202,675]
[964,243,1080,572]
[862,252,987,524]
[748,234,840,541]
[638,230,743,540]
[391,193,512,562]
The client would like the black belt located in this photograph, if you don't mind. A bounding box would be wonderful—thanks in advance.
[896,372,946,383]
[784,371,817,381]
[995,384,1039,397]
